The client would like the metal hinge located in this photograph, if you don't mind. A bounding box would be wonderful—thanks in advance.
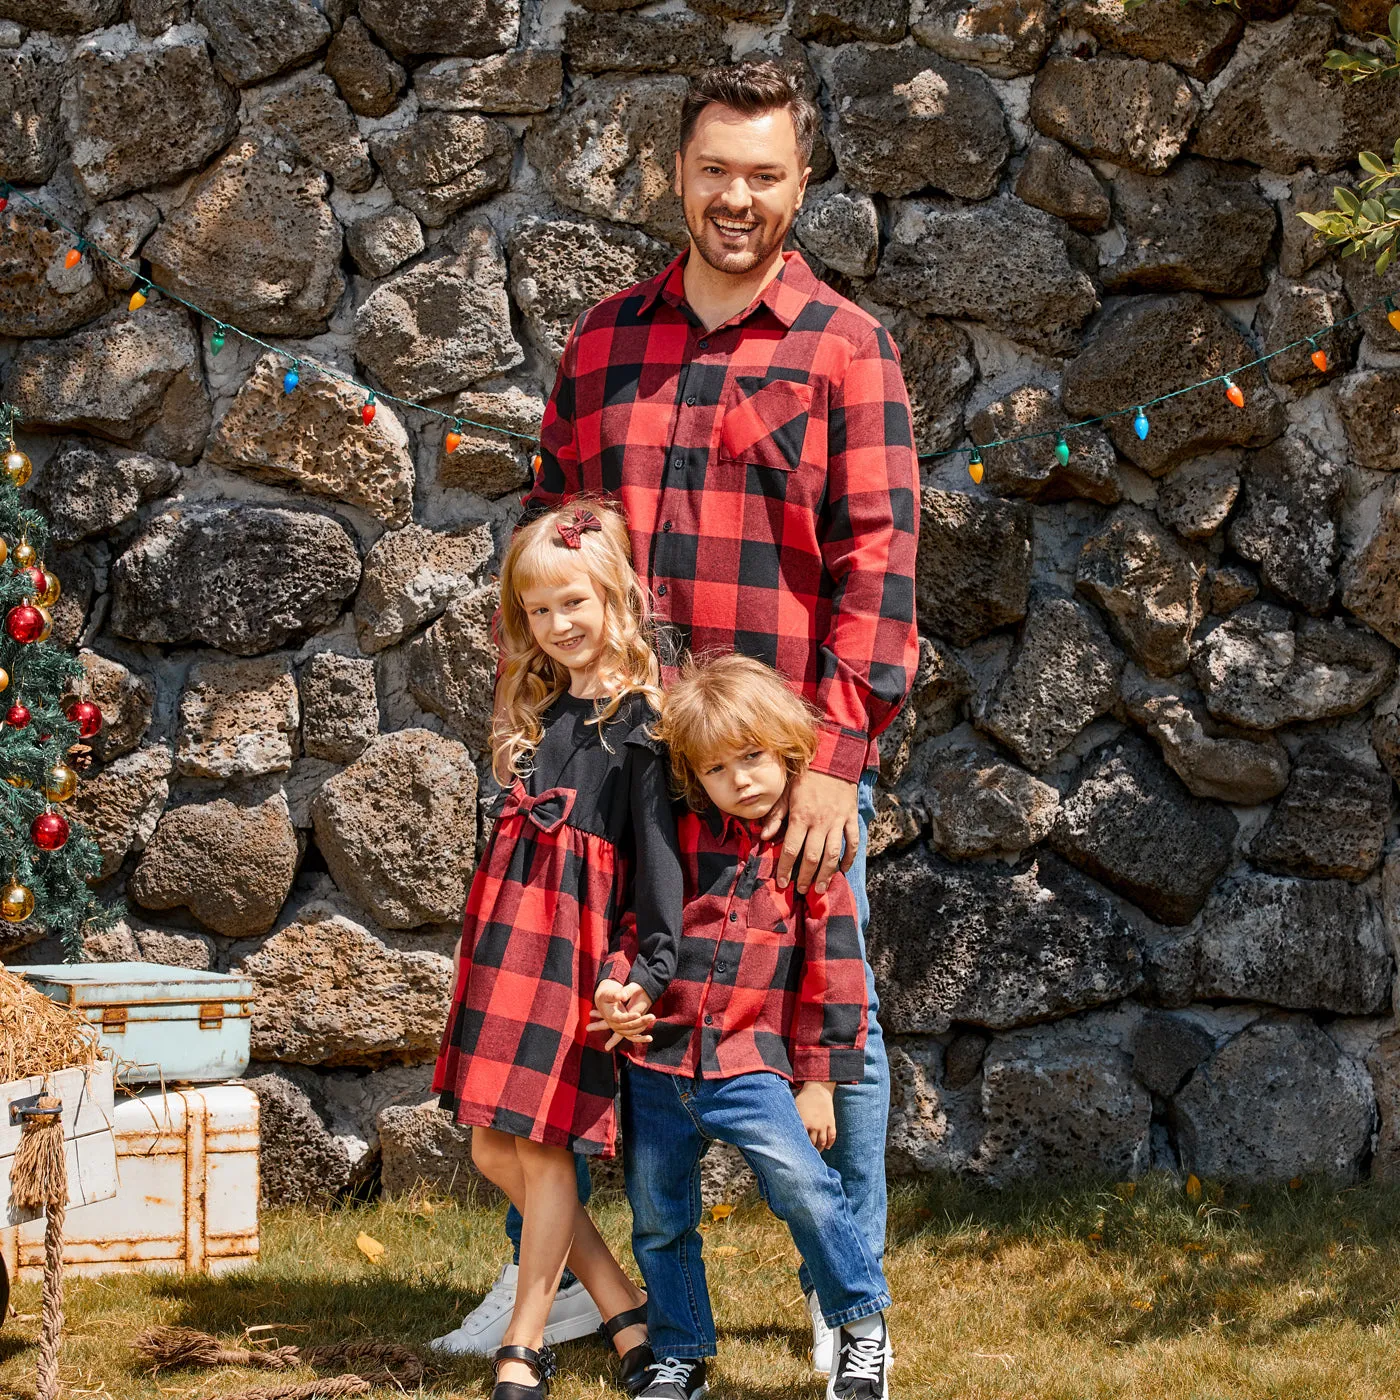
[101,1006,127,1033]
[198,1003,224,1030]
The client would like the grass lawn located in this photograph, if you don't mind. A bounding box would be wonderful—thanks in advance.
[4,1175,1400,1399]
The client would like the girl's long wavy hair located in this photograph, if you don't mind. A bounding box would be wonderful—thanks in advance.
[493,499,662,784]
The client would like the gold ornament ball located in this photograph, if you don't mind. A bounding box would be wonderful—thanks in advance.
[43,763,77,802]
[0,880,34,923]
[3,450,31,488]
[36,605,52,642]
[37,572,59,608]
[5,774,30,788]
[0,668,11,694]
[13,540,36,568]
[0,538,10,568]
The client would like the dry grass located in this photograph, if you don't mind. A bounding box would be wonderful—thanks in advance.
[6,1175,1400,1399]
[0,963,98,1082]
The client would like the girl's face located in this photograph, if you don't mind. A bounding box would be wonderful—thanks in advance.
[520,557,609,694]
[696,743,788,820]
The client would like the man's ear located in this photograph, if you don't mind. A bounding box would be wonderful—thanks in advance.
[794,164,812,211]
[674,149,684,198]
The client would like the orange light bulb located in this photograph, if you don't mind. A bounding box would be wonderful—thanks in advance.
[1388,309,1400,334]
[1310,348,1328,372]
[128,288,147,311]
[1225,380,1245,409]
[64,247,81,269]
[445,430,462,455]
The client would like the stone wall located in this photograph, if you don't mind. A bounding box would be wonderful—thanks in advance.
[5,0,1400,1200]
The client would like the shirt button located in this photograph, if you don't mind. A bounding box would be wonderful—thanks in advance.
[715,960,727,973]
[728,911,737,922]
[699,339,709,350]
[686,396,697,406]
[662,520,673,532]
[672,457,683,471]
[657,583,668,597]
[704,1014,714,1026]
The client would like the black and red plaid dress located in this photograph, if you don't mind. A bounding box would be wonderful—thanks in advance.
[433,691,683,1156]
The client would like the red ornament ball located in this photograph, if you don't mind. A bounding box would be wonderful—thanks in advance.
[6,604,43,644]
[31,810,68,851]
[22,566,46,597]
[66,699,102,738]
[5,704,30,729]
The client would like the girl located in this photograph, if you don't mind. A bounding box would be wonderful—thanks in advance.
[433,501,683,1400]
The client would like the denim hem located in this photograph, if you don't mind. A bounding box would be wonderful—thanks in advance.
[821,1294,892,1329]
[648,1345,717,1360]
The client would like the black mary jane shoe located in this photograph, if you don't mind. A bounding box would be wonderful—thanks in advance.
[491,1343,556,1400]
[602,1303,653,1396]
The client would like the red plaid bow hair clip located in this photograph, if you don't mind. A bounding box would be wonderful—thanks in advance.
[556,508,604,549]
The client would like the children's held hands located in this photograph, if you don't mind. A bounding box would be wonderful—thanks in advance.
[593,978,656,1050]
[795,1081,837,1151]
[774,770,859,894]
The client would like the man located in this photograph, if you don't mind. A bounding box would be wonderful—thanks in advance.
[432,60,918,1400]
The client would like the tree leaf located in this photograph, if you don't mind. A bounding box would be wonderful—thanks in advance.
[1335,186,1363,215]
[1361,150,1388,176]
[356,1231,386,1262]
[1378,242,1395,275]
[1389,3,1400,43]
[1185,1174,1202,1201]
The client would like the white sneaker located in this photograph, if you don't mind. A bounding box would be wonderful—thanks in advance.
[808,1289,834,1375]
[429,1262,603,1356]
[826,1315,890,1400]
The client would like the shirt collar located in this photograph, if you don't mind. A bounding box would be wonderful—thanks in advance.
[702,803,766,847]
[637,248,817,331]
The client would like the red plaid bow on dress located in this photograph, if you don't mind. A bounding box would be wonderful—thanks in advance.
[556,508,603,549]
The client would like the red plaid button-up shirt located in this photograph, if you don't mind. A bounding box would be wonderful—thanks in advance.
[602,807,869,1085]
[527,250,920,782]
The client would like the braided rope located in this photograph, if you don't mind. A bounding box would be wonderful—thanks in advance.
[205,1375,371,1400]
[9,1096,66,1400]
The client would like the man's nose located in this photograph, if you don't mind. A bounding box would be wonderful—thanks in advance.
[720,178,752,210]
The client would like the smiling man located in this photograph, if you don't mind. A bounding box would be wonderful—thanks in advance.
[433,61,919,1400]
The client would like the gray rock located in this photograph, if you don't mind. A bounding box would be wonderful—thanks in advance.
[921,745,1060,860]
[874,197,1098,355]
[0,37,63,185]
[30,441,180,546]
[354,224,523,400]
[1279,170,1337,278]
[916,488,1033,647]
[406,584,497,754]
[880,637,973,783]
[354,522,494,654]
[1030,55,1198,173]
[415,49,562,113]
[129,0,187,35]
[687,0,783,15]
[1102,160,1274,296]
[5,305,210,465]
[370,112,513,228]
[310,728,478,928]
[910,0,1055,77]
[206,351,415,527]
[1130,1012,1216,1097]
[145,135,344,336]
[508,214,672,366]
[244,71,373,193]
[1012,138,1110,233]
[564,8,726,72]
[1121,663,1289,805]
[1076,506,1203,676]
[129,794,299,936]
[1172,1016,1376,1182]
[358,0,519,57]
[71,744,171,880]
[245,1069,351,1204]
[194,0,330,86]
[1195,12,1400,174]
[443,386,543,499]
[883,312,976,456]
[1362,1024,1400,1182]
[1343,477,1400,647]
[1336,369,1400,473]
[828,44,1009,200]
[1050,735,1237,925]
[944,1030,990,1089]
[0,0,119,28]
[1192,603,1395,729]
[0,206,111,339]
[1337,255,1400,355]
[70,650,156,763]
[1207,564,1258,615]
[867,846,1143,1032]
[795,0,907,42]
[66,25,239,201]
[1059,0,1243,80]
[1248,741,1390,883]
[978,587,1123,770]
[346,206,424,280]
[971,384,1119,505]
[312,1064,437,1188]
[324,15,405,117]
[1155,456,1238,541]
[48,547,95,651]
[1198,871,1391,1012]
[241,905,451,1067]
[794,185,879,280]
[1257,277,1356,386]
[1370,675,1400,784]
[176,654,299,779]
[1229,435,1343,615]
[300,652,378,764]
[111,504,361,655]
[525,75,688,246]
[378,1101,489,1201]
[1061,293,1285,477]
[84,195,160,293]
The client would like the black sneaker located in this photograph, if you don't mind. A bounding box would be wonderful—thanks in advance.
[826,1315,889,1399]
[638,1357,708,1399]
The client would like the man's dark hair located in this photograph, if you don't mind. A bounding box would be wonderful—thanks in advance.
[678,61,819,166]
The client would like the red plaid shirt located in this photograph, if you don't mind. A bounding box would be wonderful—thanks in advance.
[527,250,920,782]
[602,807,869,1085]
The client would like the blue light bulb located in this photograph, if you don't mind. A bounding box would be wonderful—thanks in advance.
[1134,407,1149,441]
[283,365,300,394]
[1054,434,1070,467]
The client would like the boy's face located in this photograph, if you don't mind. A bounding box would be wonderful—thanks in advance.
[696,743,788,820]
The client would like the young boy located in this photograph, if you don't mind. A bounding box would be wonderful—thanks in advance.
[592,654,892,1400]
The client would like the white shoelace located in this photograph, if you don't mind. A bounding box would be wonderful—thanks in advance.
[652,1358,695,1385]
[840,1335,885,1383]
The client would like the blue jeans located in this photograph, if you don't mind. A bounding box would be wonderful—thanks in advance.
[621,1063,891,1357]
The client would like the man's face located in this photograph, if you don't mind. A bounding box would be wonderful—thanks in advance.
[675,103,811,277]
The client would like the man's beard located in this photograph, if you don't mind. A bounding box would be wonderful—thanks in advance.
[685,202,792,275]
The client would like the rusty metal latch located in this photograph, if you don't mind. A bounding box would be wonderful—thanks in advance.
[8,1092,48,1125]
[198,1003,224,1030]
[101,1006,127,1033]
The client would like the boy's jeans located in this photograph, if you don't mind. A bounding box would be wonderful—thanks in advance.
[621,1062,892,1358]
[503,770,890,1293]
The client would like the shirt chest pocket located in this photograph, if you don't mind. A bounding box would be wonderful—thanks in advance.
[717,376,817,476]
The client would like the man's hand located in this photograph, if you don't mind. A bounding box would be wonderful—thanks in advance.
[773,769,859,893]
[795,1081,837,1152]
[591,979,656,1051]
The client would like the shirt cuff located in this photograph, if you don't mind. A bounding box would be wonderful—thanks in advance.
[811,721,871,784]
[791,1046,866,1085]
[597,952,632,989]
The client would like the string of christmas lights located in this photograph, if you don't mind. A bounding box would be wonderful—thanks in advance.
[2,178,1396,482]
